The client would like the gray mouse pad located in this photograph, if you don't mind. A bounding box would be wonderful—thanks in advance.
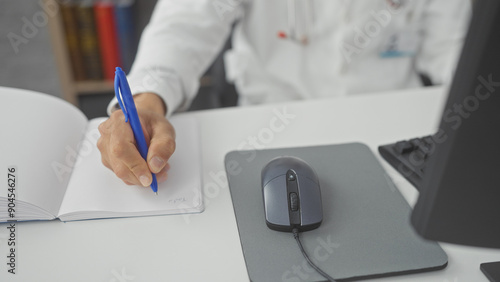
[224,143,447,282]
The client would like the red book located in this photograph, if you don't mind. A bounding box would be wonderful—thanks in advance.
[94,2,122,81]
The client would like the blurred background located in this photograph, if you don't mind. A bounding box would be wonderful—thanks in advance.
[0,0,237,119]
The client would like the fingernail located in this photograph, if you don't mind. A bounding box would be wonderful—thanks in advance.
[151,156,165,172]
[139,175,150,187]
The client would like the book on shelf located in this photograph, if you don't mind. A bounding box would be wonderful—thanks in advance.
[0,86,204,222]
[60,2,86,81]
[59,0,137,82]
[94,1,122,80]
[114,0,137,73]
[74,0,103,80]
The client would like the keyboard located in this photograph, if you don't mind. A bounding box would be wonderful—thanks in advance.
[378,135,436,191]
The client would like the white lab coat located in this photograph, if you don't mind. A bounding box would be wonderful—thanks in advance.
[108,0,471,116]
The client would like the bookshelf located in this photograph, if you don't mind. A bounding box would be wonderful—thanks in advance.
[47,0,233,111]
[47,0,156,106]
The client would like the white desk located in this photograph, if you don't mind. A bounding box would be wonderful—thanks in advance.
[1,86,499,281]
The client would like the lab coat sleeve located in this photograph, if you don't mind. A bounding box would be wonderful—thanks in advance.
[415,0,471,85]
[107,0,243,117]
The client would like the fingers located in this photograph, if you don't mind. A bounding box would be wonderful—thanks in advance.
[98,112,152,187]
[97,109,175,187]
[109,134,153,187]
[156,163,170,184]
[146,117,176,174]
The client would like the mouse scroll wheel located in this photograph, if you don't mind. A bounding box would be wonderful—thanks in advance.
[290,192,299,211]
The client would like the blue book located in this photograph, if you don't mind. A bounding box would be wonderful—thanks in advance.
[114,0,137,74]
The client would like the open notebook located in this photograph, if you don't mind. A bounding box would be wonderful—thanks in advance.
[0,87,203,222]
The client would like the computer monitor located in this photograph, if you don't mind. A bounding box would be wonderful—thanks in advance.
[409,0,500,279]
[411,0,500,249]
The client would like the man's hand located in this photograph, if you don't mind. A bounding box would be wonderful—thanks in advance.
[97,93,175,187]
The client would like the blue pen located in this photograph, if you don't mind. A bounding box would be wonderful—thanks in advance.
[114,67,158,195]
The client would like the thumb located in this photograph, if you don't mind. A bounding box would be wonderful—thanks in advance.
[147,120,176,174]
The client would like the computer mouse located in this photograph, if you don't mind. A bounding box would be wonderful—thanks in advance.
[261,156,323,232]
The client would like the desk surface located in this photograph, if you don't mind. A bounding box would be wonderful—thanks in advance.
[1,86,499,281]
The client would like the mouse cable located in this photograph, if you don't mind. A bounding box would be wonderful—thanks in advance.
[292,228,336,282]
